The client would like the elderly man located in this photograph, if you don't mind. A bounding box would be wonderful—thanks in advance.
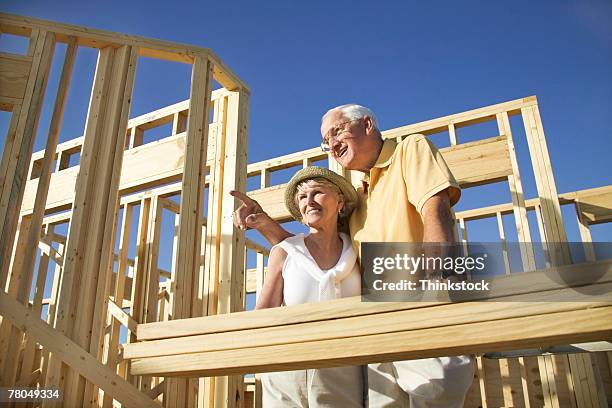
[232,104,475,407]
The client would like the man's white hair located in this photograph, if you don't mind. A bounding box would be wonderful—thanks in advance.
[322,104,379,130]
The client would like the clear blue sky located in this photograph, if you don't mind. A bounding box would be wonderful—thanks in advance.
[1,1,611,312]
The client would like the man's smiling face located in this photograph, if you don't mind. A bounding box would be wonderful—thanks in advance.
[320,110,381,172]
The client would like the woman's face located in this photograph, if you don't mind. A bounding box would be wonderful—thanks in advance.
[296,181,343,229]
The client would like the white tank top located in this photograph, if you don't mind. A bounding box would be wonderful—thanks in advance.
[276,233,361,306]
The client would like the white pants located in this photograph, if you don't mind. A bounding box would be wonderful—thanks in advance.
[261,366,364,407]
[367,356,475,408]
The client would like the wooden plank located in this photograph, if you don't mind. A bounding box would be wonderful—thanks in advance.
[448,122,458,145]
[247,184,291,222]
[166,53,213,408]
[246,266,268,294]
[522,105,570,266]
[568,354,589,407]
[575,200,596,262]
[203,95,226,318]
[173,53,213,320]
[532,104,569,244]
[518,357,532,408]
[0,29,54,296]
[144,196,163,324]
[17,223,55,385]
[102,203,133,408]
[20,127,222,214]
[128,126,143,149]
[498,111,536,272]
[255,255,265,298]
[539,355,561,408]
[0,13,249,90]
[561,355,578,408]
[212,89,248,408]
[128,197,150,387]
[0,291,160,407]
[568,353,608,408]
[0,52,32,100]
[0,214,33,385]
[247,136,513,221]
[496,212,511,275]
[38,234,63,264]
[0,111,21,277]
[382,96,537,139]
[440,135,512,187]
[0,13,193,63]
[65,44,138,407]
[107,298,138,334]
[476,356,488,408]
[247,147,324,176]
[172,110,187,135]
[130,306,612,377]
[245,239,270,256]
[569,187,612,225]
[7,38,77,389]
[499,358,514,406]
[125,282,612,360]
[42,45,126,406]
[199,95,225,408]
[138,260,612,341]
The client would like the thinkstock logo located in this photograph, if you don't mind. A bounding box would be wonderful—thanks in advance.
[360,242,612,302]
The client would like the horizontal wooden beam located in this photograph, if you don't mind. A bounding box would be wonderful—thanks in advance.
[247,147,325,176]
[130,305,612,377]
[247,184,291,222]
[125,282,612,360]
[0,13,199,63]
[438,135,512,188]
[0,52,32,101]
[0,13,250,91]
[136,260,611,341]
[245,239,270,256]
[382,96,537,138]
[247,136,514,221]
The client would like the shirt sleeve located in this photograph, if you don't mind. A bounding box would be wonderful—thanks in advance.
[400,134,461,214]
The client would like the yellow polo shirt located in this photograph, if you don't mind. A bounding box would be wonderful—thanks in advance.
[349,134,460,258]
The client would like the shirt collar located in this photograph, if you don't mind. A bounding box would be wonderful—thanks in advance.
[360,138,398,191]
[372,138,397,169]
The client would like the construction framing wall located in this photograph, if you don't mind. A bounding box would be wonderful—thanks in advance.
[0,13,611,408]
[0,12,249,408]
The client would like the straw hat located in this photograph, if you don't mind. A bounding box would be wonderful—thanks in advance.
[284,166,358,222]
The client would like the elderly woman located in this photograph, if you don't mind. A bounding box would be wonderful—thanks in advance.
[256,166,364,408]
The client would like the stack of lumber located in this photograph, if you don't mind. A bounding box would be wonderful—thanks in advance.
[124,261,612,377]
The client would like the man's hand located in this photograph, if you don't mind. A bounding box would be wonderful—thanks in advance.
[230,190,272,230]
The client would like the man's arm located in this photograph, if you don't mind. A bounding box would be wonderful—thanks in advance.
[421,189,455,244]
[230,190,293,246]
[421,189,458,279]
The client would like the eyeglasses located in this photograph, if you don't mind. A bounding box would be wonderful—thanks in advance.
[320,119,361,152]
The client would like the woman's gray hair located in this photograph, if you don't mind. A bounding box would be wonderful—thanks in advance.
[322,104,379,130]
[293,177,355,222]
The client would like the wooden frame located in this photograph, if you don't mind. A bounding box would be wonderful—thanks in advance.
[1,12,611,408]
[0,13,248,408]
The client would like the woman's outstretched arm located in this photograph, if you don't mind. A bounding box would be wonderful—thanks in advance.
[255,246,287,309]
